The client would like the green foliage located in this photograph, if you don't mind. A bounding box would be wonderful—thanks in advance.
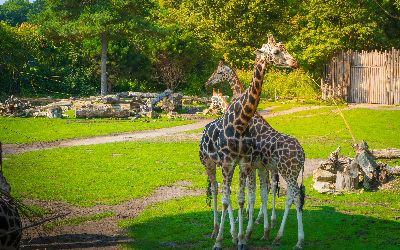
[234,67,319,99]
[2,0,400,97]
[0,0,31,26]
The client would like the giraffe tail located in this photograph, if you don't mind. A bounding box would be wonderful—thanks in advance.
[299,184,305,211]
[206,177,212,207]
[274,172,280,197]
[299,160,306,211]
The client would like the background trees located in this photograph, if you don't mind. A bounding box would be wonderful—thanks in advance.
[1,0,400,98]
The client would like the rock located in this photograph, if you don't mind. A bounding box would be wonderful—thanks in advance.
[313,169,337,182]
[145,110,159,119]
[47,106,63,118]
[96,95,120,104]
[313,181,332,193]
[182,98,193,105]
[75,108,130,118]
[319,160,337,173]
[0,96,31,117]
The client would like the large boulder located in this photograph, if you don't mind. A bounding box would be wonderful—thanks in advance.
[312,181,333,193]
[47,106,63,118]
[312,169,336,182]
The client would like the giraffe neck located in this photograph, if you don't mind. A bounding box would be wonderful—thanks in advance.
[228,71,245,100]
[224,58,267,134]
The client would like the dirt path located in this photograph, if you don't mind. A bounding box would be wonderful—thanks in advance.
[5,104,399,155]
[3,118,213,155]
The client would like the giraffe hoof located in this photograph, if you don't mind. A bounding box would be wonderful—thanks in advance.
[237,244,248,250]
[293,245,302,250]
[212,247,222,250]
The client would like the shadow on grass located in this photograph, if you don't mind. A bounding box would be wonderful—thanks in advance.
[122,205,400,250]
[21,233,131,249]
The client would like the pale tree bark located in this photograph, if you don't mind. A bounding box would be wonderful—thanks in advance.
[100,32,108,96]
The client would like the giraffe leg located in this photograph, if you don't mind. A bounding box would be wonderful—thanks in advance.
[257,167,270,241]
[270,171,278,228]
[293,185,304,249]
[237,161,252,250]
[213,161,235,250]
[236,174,252,223]
[228,202,238,245]
[255,168,269,225]
[245,168,256,241]
[206,165,219,239]
[273,185,294,246]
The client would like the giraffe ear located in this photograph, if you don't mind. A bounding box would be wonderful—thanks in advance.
[254,49,262,56]
[268,34,276,45]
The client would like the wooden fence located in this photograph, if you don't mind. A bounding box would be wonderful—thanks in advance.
[321,49,400,104]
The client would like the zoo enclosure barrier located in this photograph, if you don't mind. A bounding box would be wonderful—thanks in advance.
[321,48,400,104]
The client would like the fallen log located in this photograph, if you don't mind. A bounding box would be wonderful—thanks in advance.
[371,149,400,159]
[386,166,400,174]
[75,108,130,118]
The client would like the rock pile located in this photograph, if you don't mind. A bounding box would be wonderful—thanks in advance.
[313,142,400,193]
[0,96,31,117]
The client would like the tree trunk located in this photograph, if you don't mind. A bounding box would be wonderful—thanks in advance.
[371,149,400,159]
[100,32,108,96]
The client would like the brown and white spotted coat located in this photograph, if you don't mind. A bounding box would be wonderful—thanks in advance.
[206,59,281,231]
[0,143,22,250]
[200,35,303,250]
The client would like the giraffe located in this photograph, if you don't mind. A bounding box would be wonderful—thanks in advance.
[211,47,305,249]
[200,34,302,250]
[206,59,281,229]
[0,142,22,250]
[207,88,229,114]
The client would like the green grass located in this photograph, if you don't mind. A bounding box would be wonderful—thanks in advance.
[3,105,400,249]
[44,212,114,230]
[0,117,195,144]
[267,108,400,158]
[257,99,347,113]
[4,141,205,206]
[120,176,400,249]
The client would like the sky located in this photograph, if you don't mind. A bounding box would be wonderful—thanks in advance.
[0,0,36,5]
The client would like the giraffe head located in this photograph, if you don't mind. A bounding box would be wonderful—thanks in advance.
[0,143,11,194]
[255,34,298,68]
[205,59,234,87]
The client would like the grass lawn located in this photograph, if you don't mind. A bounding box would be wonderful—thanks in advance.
[257,99,345,112]
[267,108,400,158]
[0,116,195,144]
[3,106,400,249]
[3,141,205,206]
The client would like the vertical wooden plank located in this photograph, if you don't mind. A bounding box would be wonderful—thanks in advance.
[396,49,399,104]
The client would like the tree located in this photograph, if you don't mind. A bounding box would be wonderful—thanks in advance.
[0,0,31,26]
[37,0,154,96]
